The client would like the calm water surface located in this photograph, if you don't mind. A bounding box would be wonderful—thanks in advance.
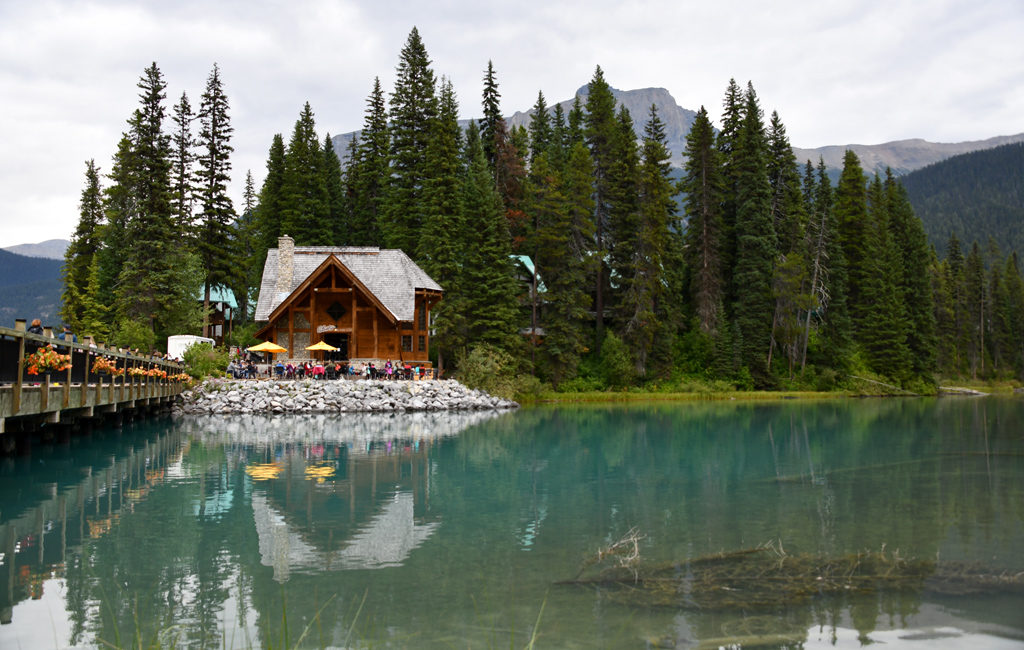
[1,398,1022,648]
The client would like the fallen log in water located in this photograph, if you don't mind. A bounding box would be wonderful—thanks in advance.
[556,542,1024,611]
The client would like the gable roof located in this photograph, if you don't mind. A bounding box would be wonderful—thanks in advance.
[254,246,442,323]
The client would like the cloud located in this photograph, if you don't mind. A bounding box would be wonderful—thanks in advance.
[1,0,1022,248]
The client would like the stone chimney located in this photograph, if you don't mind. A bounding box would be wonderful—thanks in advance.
[275,235,295,298]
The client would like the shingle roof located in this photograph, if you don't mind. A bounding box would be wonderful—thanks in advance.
[254,247,442,322]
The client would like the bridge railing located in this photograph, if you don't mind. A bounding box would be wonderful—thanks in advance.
[1,323,188,412]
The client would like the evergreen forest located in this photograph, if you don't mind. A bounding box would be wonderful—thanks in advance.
[61,29,1024,391]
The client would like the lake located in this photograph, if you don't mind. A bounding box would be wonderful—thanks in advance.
[1,397,1022,648]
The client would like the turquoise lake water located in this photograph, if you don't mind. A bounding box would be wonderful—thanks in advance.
[1,397,1022,648]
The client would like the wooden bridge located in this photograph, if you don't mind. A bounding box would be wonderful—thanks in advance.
[0,323,189,441]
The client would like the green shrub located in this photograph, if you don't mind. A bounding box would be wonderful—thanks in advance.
[182,342,230,379]
[599,332,634,389]
[112,319,156,353]
[458,344,518,400]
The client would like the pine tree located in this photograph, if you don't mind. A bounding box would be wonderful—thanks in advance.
[257,134,286,254]
[834,150,870,315]
[1003,253,1024,377]
[729,83,776,381]
[346,77,388,246]
[418,78,464,268]
[584,66,618,350]
[716,78,745,301]
[62,159,104,331]
[169,92,195,236]
[480,60,502,170]
[195,63,236,337]
[766,111,806,254]
[385,27,437,253]
[233,170,260,324]
[116,62,183,339]
[322,134,346,242]
[619,104,675,377]
[858,174,910,379]
[529,149,594,385]
[528,91,552,162]
[885,170,937,378]
[461,125,519,352]
[964,241,987,378]
[96,134,136,313]
[280,102,329,245]
[681,107,725,335]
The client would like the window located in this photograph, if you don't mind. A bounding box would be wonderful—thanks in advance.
[418,335,426,352]
[402,335,413,352]
[418,306,426,330]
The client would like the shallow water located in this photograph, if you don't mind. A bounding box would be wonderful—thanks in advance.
[1,398,1022,648]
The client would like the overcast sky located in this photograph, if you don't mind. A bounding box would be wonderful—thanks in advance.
[1,0,1022,248]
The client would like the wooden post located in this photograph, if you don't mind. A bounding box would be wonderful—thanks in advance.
[373,311,379,358]
[13,333,25,414]
[41,373,50,411]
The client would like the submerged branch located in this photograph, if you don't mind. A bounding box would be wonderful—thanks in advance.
[558,542,1024,611]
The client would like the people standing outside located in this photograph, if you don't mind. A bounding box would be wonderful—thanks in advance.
[58,324,77,343]
[27,319,44,335]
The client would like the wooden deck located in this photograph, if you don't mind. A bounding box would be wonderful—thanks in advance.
[0,326,188,437]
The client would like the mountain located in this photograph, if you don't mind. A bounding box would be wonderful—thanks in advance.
[332,86,698,166]
[2,238,70,260]
[901,142,1024,257]
[0,248,64,326]
[793,134,1024,178]
[504,86,699,167]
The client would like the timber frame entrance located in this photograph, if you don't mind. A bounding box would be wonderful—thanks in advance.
[254,255,441,364]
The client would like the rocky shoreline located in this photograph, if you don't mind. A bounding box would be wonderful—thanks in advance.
[174,378,519,415]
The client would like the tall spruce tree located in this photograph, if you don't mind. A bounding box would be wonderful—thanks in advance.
[964,241,987,378]
[62,159,104,331]
[529,148,594,385]
[116,62,193,340]
[716,78,745,301]
[280,103,329,245]
[859,174,910,379]
[418,78,464,268]
[480,60,502,170]
[885,170,936,378]
[322,134,346,242]
[729,83,776,381]
[385,27,437,253]
[681,106,725,335]
[195,63,236,337]
[766,111,805,254]
[461,124,519,352]
[528,91,552,162]
[620,104,675,377]
[584,66,618,350]
[834,150,870,315]
[233,170,260,324]
[256,133,286,266]
[169,92,195,236]
[346,77,389,246]
[419,84,468,374]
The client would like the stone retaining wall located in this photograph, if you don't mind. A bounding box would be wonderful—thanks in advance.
[174,378,518,415]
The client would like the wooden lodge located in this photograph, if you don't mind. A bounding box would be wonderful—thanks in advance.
[253,236,443,365]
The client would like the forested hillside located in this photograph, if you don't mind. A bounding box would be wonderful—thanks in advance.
[0,249,63,324]
[902,142,1024,257]
[58,29,1024,389]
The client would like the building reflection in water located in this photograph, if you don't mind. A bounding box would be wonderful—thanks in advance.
[180,411,503,580]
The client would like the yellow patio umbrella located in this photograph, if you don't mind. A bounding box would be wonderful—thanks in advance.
[247,341,287,354]
[305,340,339,352]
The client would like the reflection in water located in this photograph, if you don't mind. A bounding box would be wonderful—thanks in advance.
[0,400,1021,648]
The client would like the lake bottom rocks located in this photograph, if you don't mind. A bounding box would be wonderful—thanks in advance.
[174,378,518,415]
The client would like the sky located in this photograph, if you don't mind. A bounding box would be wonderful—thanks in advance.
[1,0,1022,249]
